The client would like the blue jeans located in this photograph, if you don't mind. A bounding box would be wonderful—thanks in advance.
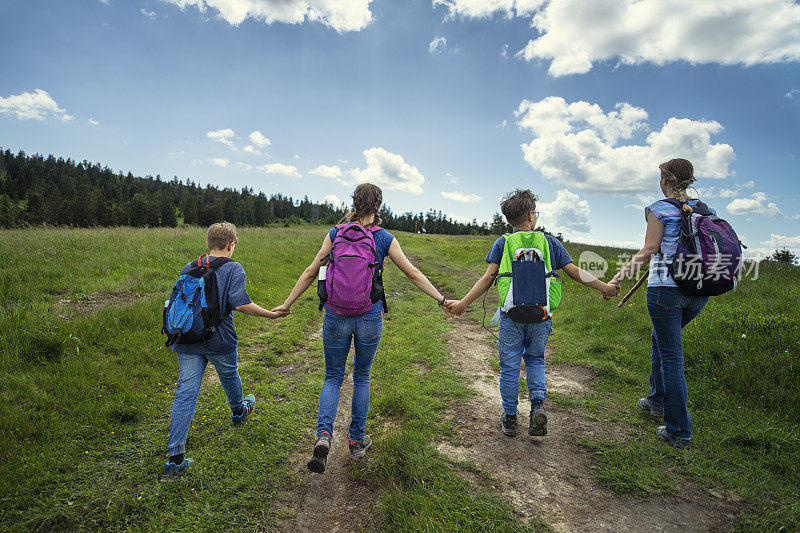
[646,286,708,443]
[498,314,553,415]
[317,306,382,441]
[168,348,244,456]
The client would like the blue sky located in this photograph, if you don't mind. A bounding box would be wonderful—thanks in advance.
[2,0,799,256]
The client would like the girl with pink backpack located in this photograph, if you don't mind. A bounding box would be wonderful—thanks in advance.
[272,183,453,472]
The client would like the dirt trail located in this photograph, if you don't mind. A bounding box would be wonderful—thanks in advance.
[278,330,381,532]
[442,320,738,532]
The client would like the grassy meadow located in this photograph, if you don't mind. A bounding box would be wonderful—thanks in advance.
[1,225,798,531]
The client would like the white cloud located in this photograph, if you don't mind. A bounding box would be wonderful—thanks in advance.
[206,128,235,147]
[249,130,270,147]
[350,147,426,194]
[537,189,591,234]
[441,191,483,203]
[497,119,507,130]
[242,145,258,154]
[98,0,109,4]
[741,180,754,189]
[433,0,544,19]
[0,89,73,121]
[438,0,800,77]
[88,118,100,126]
[501,43,509,60]
[726,192,782,217]
[762,234,800,255]
[235,161,253,171]
[786,88,800,100]
[429,36,447,54]
[323,194,344,205]
[140,8,157,18]
[445,172,459,185]
[162,0,373,32]
[516,96,734,194]
[256,162,301,179]
[625,193,657,211]
[309,164,343,179]
[448,213,482,225]
[210,157,229,167]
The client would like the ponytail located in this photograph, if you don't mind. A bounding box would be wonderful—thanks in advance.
[339,183,383,227]
[660,159,695,214]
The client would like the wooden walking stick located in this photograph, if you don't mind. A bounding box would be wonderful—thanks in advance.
[618,272,648,309]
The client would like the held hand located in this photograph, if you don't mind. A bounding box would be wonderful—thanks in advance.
[442,300,455,318]
[600,282,619,300]
[448,300,467,317]
[270,304,292,317]
[266,309,289,319]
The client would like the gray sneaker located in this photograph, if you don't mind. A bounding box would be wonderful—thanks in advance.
[349,435,372,460]
[499,413,517,436]
[637,397,663,418]
[307,432,331,473]
[656,426,691,450]
[529,403,547,436]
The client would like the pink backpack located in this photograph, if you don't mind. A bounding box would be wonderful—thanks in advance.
[319,223,388,316]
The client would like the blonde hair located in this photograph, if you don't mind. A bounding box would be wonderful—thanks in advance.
[339,183,383,227]
[207,221,238,250]
[659,159,696,214]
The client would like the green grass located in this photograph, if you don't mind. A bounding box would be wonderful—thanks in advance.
[0,226,539,531]
[398,232,800,531]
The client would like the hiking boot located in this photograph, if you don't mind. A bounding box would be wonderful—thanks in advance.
[637,397,664,418]
[656,426,692,450]
[499,413,517,436]
[529,403,547,436]
[160,458,194,482]
[232,394,255,426]
[349,435,372,461]
[307,433,331,473]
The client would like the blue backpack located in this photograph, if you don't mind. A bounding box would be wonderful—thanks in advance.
[162,254,232,347]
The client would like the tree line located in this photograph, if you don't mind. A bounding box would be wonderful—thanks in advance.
[0,148,534,236]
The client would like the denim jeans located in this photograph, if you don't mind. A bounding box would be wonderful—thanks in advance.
[317,305,382,441]
[646,286,708,443]
[498,314,553,416]
[168,348,244,456]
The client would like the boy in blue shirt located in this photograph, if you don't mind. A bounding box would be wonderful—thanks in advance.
[161,222,288,481]
[447,190,618,437]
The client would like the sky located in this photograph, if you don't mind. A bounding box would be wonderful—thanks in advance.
[2,0,799,256]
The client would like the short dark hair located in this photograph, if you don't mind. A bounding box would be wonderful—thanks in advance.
[501,189,537,226]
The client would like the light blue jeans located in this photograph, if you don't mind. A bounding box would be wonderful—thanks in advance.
[646,286,708,443]
[168,348,244,456]
[317,305,383,441]
[498,314,553,416]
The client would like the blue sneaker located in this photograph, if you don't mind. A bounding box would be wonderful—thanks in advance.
[232,394,255,426]
[160,458,194,482]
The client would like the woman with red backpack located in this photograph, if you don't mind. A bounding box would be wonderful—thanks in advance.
[272,183,453,472]
[610,158,742,450]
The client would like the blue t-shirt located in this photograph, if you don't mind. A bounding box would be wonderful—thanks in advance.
[484,232,573,270]
[172,257,252,355]
[645,199,717,288]
[327,225,395,313]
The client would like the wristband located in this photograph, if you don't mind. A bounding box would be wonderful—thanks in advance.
[438,296,446,307]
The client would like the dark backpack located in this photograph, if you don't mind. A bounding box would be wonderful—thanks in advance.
[162,254,232,347]
[662,198,744,297]
[318,223,388,316]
